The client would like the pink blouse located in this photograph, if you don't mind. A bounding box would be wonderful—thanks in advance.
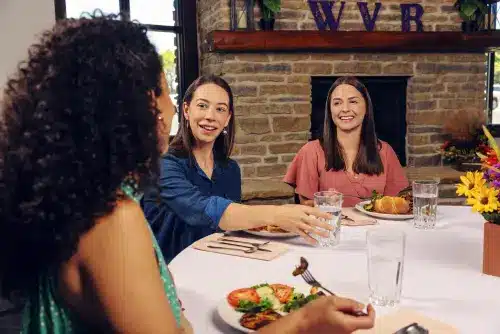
[283,140,409,207]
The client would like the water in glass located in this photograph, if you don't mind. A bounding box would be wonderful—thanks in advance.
[367,230,405,307]
[412,180,439,229]
[313,191,343,247]
[316,205,341,247]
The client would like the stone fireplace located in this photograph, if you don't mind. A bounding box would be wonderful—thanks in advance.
[196,0,487,203]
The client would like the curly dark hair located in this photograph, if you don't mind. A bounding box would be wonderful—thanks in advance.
[0,13,163,299]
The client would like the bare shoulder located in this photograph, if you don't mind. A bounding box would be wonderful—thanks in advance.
[77,199,152,263]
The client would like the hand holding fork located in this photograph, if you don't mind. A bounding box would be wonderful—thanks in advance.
[294,257,369,317]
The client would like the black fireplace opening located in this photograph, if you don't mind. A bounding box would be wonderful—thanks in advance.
[310,76,409,166]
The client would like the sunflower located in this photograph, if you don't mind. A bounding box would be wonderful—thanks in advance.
[456,171,486,197]
[466,185,500,213]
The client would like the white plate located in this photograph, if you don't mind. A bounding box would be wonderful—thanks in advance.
[217,285,310,333]
[243,230,298,238]
[355,200,413,220]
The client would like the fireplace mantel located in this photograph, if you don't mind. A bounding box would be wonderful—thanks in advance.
[206,30,500,53]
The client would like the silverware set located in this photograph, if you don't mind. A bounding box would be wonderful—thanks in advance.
[207,236,272,254]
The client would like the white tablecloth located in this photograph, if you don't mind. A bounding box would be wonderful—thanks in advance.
[169,206,500,333]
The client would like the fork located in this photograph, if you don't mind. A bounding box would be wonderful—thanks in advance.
[207,245,257,253]
[341,214,355,223]
[218,237,271,248]
[212,240,273,253]
[300,269,335,295]
[300,269,368,317]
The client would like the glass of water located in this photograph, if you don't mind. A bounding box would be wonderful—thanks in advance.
[412,179,439,229]
[313,191,343,247]
[367,229,406,307]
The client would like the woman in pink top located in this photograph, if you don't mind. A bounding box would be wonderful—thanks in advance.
[284,76,409,207]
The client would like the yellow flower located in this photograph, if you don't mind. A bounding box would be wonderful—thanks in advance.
[466,185,500,213]
[456,171,486,197]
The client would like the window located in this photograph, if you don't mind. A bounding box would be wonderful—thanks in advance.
[53,0,199,135]
[488,3,500,126]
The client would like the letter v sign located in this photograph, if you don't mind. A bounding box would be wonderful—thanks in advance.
[357,2,382,32]
[307,0,346,31]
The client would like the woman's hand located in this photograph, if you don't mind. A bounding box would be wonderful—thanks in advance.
[257,295,375,334]
[298,295,375,334]
[269,204,333,244]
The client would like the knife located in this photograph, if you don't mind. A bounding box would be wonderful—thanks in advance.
[213,240,273,252]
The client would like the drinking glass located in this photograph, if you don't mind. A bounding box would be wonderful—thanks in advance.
[367,229,406,307]
[313,191,343,247]
[412,179,439,229]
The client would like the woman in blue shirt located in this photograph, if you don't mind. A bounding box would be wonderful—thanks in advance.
[142,75,332,263]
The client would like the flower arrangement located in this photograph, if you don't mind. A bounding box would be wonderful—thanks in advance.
[456,125,500,224]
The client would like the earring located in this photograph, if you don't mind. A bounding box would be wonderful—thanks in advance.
[223,127,228,135]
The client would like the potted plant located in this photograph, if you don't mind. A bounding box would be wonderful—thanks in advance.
[258,0,281,31]
[456,126,500,277]
[454,0,489,32]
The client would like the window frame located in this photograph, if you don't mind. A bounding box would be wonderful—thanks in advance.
[53,0,199,101]
[486,3,500,133]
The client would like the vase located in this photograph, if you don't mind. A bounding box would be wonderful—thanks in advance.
[259,18,275,31]
[483,221,500,277]
[461,21,480,33]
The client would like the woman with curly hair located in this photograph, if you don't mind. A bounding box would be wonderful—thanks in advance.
[0,13,189,333]
[0,13,375,334]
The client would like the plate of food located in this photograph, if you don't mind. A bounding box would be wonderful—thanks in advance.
[355,189,413,220]
[244,225,298,238]
[217,282,323,332]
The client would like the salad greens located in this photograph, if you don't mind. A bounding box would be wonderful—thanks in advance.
[236,298,273,313]
[283,292,320,312]
[251,283,269,289]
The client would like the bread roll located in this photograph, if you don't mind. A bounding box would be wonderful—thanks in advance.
[374,196,410,214]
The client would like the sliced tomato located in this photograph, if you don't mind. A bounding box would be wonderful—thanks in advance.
[270,284,293,303]
[227,288,260,308]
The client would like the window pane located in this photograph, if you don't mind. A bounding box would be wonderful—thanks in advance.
[148,31,179,135]
[493,54,500,124]
[492,4,500,123]
[66,0,120,18]
[130,0,176,26]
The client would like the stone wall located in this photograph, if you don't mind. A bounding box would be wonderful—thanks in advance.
[197,0,488,182]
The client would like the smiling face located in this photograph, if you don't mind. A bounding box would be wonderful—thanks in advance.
[183,83,231,146]
[330,83,367,132]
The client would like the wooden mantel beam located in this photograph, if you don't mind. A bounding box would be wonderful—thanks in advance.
[206,30,500,53]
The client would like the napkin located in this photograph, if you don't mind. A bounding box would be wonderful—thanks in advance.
[355,308,458,334]
[342,207,378,226]
[192,233,289,261]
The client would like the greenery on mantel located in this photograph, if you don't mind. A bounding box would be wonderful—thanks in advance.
[259,0,281,20]
[453,0,500,32]
[454,0,488,24]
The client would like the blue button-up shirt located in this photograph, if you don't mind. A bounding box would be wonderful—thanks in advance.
[141,153,241,263]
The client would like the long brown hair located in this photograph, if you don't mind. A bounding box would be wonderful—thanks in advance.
[169,75,235,164]
[322,76,383,175]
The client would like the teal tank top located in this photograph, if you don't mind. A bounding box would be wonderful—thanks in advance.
[21,184,182,333]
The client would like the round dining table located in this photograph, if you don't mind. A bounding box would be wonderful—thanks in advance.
[169,206,500,333]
